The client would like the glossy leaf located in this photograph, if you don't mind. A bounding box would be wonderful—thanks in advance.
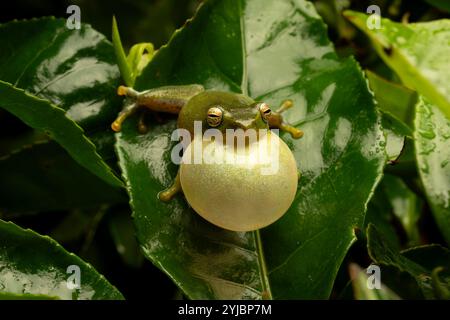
[0,219,124,300]
[367,224,450,299]
[116,0,385,299]
[345,11,450,120]
[0,141,125,214]
[414,96,450,245]
[0,17,122,130]
[366,70,416,127]
[366,70,414,163]
[384,136,418,178]
[381,111,412,163]
[0,81,122,187]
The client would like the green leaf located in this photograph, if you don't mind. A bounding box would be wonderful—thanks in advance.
[414,96,450,245]
[366,70,417,127]
[0,17,122,130]
[381,174,422,246]
[112,16,133,87]
[344,11,450,120]
[403,244,450,299]
[403,244,450,272]
[0,141,125,214]
[348,263,400,300]
[0,219,123,300]
[116,0,385,299]
[367,224,450,299]
[381,111,412,164]
[0,81,122,187]
[384,136,418,178]
[366,71,414,164]
[112,17,154,87]
[127,43,154,81]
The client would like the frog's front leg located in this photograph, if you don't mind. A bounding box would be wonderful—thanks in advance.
[111,97,139,132]
[111,84,205,132]
[269,99,304,139]
[158,169,182,202]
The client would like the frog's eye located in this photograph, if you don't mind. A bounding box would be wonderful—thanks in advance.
[207,107,223,127]
[258,103,272,122]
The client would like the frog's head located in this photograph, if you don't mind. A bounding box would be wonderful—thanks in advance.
[205,101,271,132]
[178,91,274,137]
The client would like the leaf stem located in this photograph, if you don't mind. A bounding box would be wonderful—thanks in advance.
[254,230,273,300]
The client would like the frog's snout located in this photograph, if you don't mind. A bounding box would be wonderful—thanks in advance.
[234,119,254,130]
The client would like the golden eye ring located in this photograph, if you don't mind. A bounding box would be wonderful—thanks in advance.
[258,103,272,122]
[207,107,223,127]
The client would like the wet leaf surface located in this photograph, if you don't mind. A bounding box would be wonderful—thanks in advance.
[116,0,385,299]
[0,219,123,300]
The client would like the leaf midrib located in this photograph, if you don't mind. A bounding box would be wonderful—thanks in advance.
[237,0,272,300]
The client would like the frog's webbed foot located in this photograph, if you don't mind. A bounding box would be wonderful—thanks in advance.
[158,170,182,202]
[269,99,304,139]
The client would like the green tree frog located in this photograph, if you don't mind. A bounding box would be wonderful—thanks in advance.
[112,84,303,231]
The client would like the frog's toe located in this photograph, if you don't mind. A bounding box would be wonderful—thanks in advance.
[137,111,149,134]
[117,85,128,96]
[158,189,175,202]
[291,128,304,139]
[111,120,122,132]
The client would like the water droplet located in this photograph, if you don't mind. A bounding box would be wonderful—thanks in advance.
[423,104,434,117]
[438,128,450,139]
[396,36,406,44]
[420,142,436,155]
[421,163,429,173]
[419,129,436,140]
